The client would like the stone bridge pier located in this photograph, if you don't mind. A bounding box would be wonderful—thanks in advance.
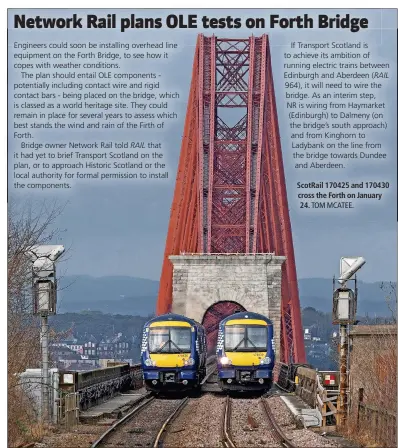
[169,254,285,361]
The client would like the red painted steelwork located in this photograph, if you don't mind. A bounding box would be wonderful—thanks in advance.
[157,35,306,363]
[202,301,246,353]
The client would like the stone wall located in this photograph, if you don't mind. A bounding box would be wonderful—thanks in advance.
[169,254,285,361]
[349,325,397,413]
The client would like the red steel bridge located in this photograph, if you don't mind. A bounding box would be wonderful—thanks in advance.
[157,34,306,363]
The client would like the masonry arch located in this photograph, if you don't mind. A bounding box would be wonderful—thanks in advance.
[202,301,246,353]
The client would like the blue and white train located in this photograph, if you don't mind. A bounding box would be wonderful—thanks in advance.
[216,311,275,392]
[141,313,207,392]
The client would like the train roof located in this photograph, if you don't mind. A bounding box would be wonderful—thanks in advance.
[144,313,202,328]
[219,311,273,326]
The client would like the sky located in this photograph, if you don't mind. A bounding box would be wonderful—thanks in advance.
[8,8,397,282]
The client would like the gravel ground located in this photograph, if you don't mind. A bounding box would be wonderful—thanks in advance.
[33,424,106,448]
[164,394,225,448]
[32,388,150,448]
[266,396,341,448]
[230,398,280,447]
[32,393,351,448]
[101,397,184,447]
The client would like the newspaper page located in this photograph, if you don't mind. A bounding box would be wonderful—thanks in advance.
[7,8,397,448]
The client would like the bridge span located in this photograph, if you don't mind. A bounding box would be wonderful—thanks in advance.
[157,34,305,363]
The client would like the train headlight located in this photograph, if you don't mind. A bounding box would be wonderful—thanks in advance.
[260,357,271,365]
[184,358,195,366]
[220,356,232,365]
[144,359,156,367]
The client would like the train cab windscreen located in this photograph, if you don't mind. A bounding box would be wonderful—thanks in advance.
[148,327,192,353]
[224,325,267,351]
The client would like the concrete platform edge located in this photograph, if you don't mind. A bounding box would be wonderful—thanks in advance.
[280,395,322,428]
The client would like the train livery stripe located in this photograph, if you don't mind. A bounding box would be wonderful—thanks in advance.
[225,319,267,326]
[149,321,192,327]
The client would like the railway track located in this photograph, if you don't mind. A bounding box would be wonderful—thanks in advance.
[201,363,222,393]
[90,395,189,448]
[153,397,190,447]
[221,396,237,448]
[202,362,217,384]
[91,360,216,447]
[261,397,297,448]
[221,396,298,448]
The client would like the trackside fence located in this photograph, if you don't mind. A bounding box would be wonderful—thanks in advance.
[275,362,339,428]
[57,363,144,424]
[62,392,79,430]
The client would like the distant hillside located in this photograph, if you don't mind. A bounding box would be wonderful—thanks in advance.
[298,278,395,316]
[57,275,158,315]
[57,275,395,317]
[49,312,150,342]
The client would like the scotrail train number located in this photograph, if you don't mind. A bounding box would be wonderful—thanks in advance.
[325,182,349,188]
[365,182,389,188]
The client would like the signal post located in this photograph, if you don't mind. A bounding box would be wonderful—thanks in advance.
[28,245,64,423]
[332,257,365,427]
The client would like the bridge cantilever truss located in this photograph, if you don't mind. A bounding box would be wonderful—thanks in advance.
[157,34,306,363]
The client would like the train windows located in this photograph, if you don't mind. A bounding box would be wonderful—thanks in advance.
[170,328,191,352]
[224,325,267,351]
[149,328,169,352]
[247,327,267,350]
[225,326,245,350]
[148,327,192,353]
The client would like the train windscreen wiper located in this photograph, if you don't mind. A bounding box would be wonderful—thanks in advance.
[158,339,183,353]
[230,337,260,351]
[246,337,258,349]
[231,338,245,351]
